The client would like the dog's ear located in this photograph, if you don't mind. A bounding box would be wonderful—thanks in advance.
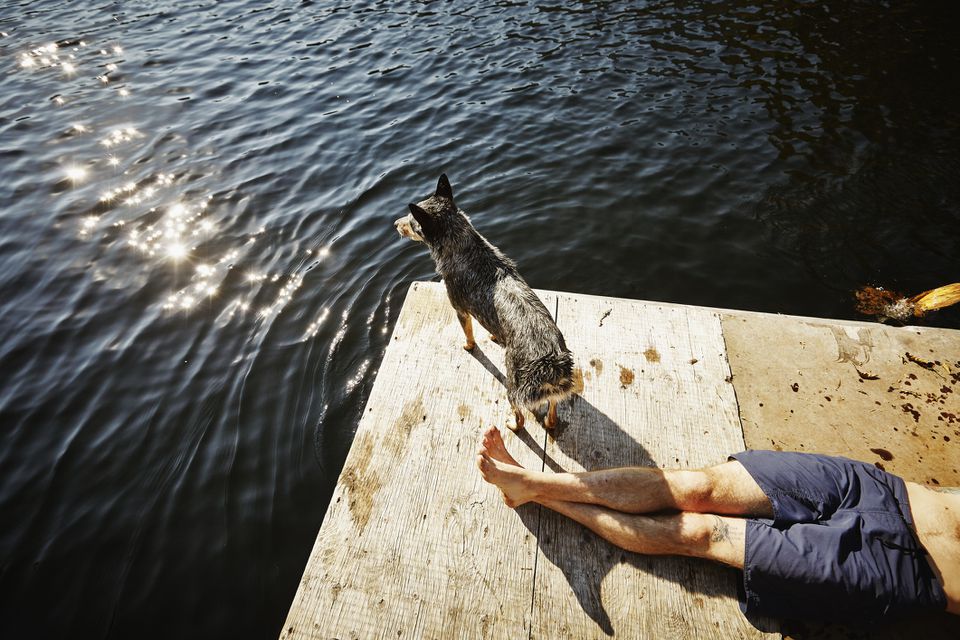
[435,174,454,201]
[408,203,439,240]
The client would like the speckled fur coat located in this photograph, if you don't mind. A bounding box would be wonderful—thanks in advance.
[394,174,574,428]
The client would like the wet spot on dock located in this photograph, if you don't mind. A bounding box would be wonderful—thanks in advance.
[340,433,380,534]
[870,447,894,461]
[791,382,799,392]
[341,396,425,534]
[457,403,470,421]
[590,358,603,375]
[643,347,660,363]
[619,366,635,387]
[392,397,425,453]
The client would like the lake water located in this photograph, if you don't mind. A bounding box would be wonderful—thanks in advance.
[1,1,958,637]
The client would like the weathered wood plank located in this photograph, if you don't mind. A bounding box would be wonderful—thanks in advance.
[281,281,553,640]
[722,313,960,485]
[529,293,777,639]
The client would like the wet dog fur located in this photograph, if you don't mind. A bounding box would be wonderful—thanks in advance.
[394,174,574,431]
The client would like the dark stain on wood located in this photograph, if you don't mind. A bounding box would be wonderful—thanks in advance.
[901,403,921,423]
[590,358,603,376]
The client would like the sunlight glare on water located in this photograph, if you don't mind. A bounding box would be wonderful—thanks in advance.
[27,38,323,329]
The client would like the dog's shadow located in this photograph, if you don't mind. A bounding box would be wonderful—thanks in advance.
[466,345,507,387]
[467,345,778,636]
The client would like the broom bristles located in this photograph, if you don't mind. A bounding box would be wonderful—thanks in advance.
[908,283,960,315]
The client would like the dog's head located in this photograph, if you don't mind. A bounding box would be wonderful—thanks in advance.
[394,173,457,246]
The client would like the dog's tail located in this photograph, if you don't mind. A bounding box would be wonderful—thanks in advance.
[515,349,576,407]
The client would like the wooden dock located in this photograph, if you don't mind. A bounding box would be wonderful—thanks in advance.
[282,281,960,639]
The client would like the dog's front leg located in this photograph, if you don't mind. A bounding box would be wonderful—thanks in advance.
[508,405,524,432]
[456,310,475,351]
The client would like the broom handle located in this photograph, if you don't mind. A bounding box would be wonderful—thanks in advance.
[908,283,960,314]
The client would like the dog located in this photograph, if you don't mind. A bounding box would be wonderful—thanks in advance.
[394,174,575,431]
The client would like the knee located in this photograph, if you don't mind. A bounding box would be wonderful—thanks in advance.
[674,469,716,512]
[677,512,715,550]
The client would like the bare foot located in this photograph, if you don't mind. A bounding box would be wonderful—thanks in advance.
[476,426,537,507]
[481,426,520,465]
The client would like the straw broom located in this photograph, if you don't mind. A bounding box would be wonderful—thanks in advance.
[855,282,960,322]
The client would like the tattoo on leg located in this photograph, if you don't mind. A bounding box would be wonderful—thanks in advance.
[710,516,731,544]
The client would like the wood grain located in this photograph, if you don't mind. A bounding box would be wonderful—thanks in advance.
[528,292,774,639]
[282,282,550,640]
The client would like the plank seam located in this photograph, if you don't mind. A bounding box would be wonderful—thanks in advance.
[715,312,748,451]
[526,293,563,640]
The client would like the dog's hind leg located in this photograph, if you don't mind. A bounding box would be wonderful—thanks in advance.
[456,310,476,351]
[545,399,558,429]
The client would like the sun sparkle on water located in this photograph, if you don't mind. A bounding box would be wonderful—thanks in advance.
[20,36,323,331]
[64,165,88,183]
[166,242,188,260]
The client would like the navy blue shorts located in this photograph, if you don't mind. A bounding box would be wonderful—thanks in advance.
[729,450,947,623]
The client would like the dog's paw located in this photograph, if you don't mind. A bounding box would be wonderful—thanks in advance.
[463,341,476,351]
[489,334,500,344]
[507,412,524,432]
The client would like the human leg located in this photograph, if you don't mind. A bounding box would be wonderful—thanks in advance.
[539,499,746,568]
[477,426,772,518]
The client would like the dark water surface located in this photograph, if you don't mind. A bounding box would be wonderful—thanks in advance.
[2,1,959,637]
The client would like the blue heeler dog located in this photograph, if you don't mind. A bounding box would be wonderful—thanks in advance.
[394,174,575,431]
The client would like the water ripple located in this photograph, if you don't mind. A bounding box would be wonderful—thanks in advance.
[1,1,959,638]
